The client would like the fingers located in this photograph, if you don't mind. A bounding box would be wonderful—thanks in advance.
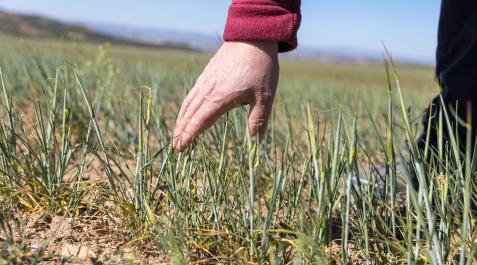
[173,92,205,144]
[173,83,205,148]
[248,99,273,139]
[177,86,199,122]
[173,89,274,151]
[174,96,234,151]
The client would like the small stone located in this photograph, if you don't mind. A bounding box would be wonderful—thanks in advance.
[31,244,41,255]
[60,244,89,259]
[88,250,97,261]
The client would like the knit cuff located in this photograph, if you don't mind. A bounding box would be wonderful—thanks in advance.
[223,0,301,52]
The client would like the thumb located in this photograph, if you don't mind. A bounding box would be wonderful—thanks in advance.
[248,100,273,139]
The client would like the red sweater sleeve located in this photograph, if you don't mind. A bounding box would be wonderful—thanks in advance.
[223,0,301,53]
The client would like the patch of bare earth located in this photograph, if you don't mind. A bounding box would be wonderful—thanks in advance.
[0,145,169,264]
[1,207,169,265]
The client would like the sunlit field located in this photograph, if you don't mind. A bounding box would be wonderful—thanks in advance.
[4,34,475,265]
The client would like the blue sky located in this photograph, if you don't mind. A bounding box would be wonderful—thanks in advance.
[0,0,441,63]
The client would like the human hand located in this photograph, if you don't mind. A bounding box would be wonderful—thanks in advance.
[172,41,279,151]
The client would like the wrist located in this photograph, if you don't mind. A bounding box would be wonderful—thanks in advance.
[224,41,278,56]
[249,41,278,54]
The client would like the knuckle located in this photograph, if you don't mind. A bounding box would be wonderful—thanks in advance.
[249,118,266,127]
[204,79,218,91]
[255,88,274,102]
[204,95,221,107]
[195,73,208,85]
[188,116,201,128]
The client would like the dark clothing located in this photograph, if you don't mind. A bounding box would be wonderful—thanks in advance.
[436,0,477,102]
[419,0,477,151]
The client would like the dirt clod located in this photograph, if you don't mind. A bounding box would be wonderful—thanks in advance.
[60,244,90,259]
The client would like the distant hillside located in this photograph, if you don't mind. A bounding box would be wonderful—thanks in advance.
[89,22,222,52]
[85,22,411,64]
[0,10,197,51]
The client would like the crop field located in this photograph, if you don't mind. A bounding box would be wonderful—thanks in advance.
[2,34,476,264]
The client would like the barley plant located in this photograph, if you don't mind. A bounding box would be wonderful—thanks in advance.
[1,38,476,264]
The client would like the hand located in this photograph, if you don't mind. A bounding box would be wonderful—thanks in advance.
[172,41,279,151]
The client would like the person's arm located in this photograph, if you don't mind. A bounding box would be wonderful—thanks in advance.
[173,0,301,151]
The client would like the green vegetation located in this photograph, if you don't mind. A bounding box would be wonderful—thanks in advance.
[2,35,475,265]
